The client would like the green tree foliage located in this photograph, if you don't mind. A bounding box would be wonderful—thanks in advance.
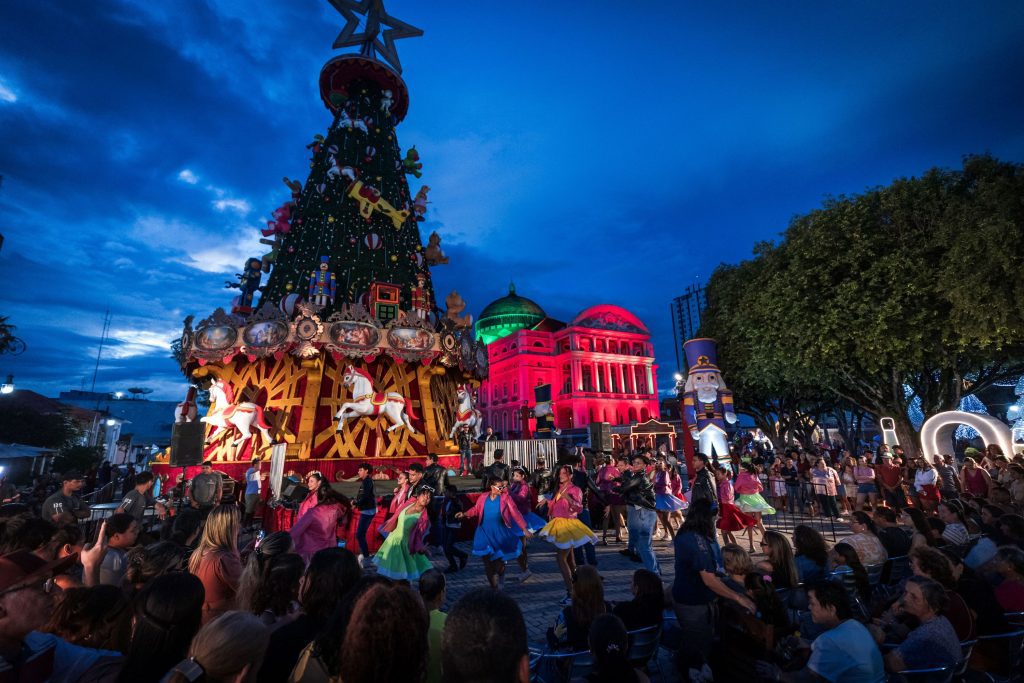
[0,316,24,355]
[0,409,84,450]
[53,445,105,474]
[701,155,1024,457]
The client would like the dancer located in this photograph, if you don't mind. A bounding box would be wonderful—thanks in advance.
[373,486,433,580]
[508,467,546,583]
[441,484,468,574]
[290,486,349,563]
[296,471,324,522]
[734,463,774,535]
[653,459,687,541]
[597,456,626,545]
[456,476,531,590]
[538,465,599,604]
[714,465,756,551]
[352,463,377,568]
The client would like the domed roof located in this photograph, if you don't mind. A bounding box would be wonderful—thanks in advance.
[475,283,547,345]
[570,304,648,334]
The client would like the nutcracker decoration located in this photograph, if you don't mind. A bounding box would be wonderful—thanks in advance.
[410,272,430,320]
[226,257,264,313]
[681,338,737,461]
[308,256,336,307]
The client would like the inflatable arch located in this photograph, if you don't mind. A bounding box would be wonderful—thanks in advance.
[919,410,1014,463]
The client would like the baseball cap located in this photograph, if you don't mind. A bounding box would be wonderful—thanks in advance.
[0,551,77,594]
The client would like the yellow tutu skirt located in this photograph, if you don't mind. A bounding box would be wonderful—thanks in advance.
[538,517,598,549]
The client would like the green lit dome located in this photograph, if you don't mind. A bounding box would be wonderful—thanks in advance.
[475,283,546,345]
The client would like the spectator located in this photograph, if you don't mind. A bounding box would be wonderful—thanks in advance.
[936,454,961,500]
[611,568,665,630]
[442,588,530,683]
[672,500,755,672]
[418,568,447,683]
[260,547,361,682]
[244,551,305,627]
[238,531,293,611]
[243,457,266,530]
[809,457,842,519]
[764,581,884,683]
[756,530,799,589]
[781,456,802,513]
[960,456,991,498]
[844,511,888,567]
[912,458,942,514]
[872,507,911,558]
[338,583,429,683]
[906,545,975,640]
[41,585,130,652]
[188,461,223,516]
[874,453,905,511]
[42,471,90,525]
[792,524,829,584]
[99,513,140,587]
[108,572,205,682]
[901,507,935,549]
[853,455,878,512]
[547,564,610,651]
[164,611,269,683]
[165,508,202,551]
[188,504,242,623]
[829,542,872,606]
[580,614,650,683]
[992,545,1024,612]
[937,500,970,546]
[124,541,186,592]
[0,514,56,559]
[885,577,961,672]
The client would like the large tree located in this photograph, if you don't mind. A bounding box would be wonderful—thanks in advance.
[701,155,1024,458]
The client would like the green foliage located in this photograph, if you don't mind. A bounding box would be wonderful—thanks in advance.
[0,316,24,355]
[0,409,84,450]
[701,155,1024,456]
[54,445,105,474]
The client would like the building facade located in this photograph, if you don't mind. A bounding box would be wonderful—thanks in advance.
[475,285,660,437]
[669,283,707,374]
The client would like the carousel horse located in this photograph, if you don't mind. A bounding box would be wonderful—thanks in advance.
[335,365,417,433]
[448,384,482,439]
[201,380,273,446]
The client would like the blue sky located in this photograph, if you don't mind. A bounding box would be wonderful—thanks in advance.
[1,1,1022,401]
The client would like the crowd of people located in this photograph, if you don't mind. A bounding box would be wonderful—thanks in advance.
[0,438,1022,682]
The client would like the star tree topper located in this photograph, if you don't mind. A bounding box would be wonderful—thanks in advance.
[328,0,423,74]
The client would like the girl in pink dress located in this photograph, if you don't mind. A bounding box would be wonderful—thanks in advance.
[294,471,325,523]
[538,465,599,603]
[734,463,774,535]
[653,460,687,541]
[714,466,756,551]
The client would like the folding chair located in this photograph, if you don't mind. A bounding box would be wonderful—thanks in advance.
[627,624,663,679]
[887,664,954,683]
[972,628,1024,683]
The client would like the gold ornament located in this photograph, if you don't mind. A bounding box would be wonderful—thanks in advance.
[390,255,398,262]
[286,283,294,291]
[327,216,335,223]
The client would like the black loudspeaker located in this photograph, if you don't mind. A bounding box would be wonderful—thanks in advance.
[170,421,205,467]
[281,481,309,504]
[588,422,612,452]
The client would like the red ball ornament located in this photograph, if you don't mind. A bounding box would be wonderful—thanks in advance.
[364,233,383,250]
[349,237,357,245]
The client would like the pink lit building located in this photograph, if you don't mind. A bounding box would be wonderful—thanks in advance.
[475,285,660,436]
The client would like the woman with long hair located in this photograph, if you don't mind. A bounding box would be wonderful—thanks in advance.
[243,551,305,627]
[715,465,757,551]
[124,541,187,592]
[458,476,531,590]
[734,463,775,534]
[338,583,429,683]
[374,486,434,581]
[508,466,546,582]
[653,459,687,541]
[289,485,348,564]
[792,524,829,583]
[936,500,970,546]
[295,471,325,522]
[597,456,627,545]
[116,572,205,683]
[829,542,871,604]
[547,565,610,652]
[902,507,935,549]
[913,458,942,514]
[611,568,665,631]
[237,531,293,612]
[189,503,242,623]
[164,611,269,683]
[755,530,799,590]
[840,453,858,515]
[585,614,649,683]
[853,455,878,512]
[537,465,598,603]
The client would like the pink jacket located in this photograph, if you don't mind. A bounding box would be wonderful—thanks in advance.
[296,489,319,522]
[389,483,411,514]
[548,485,583,519]
[717,479,736,505]
[596,465,620,493]
[463,491,529,531]
[508,482,532,517]
[381,500,431,554]
[290,503,342,563]
[734,472,763,495]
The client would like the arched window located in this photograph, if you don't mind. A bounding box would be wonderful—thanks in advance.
[640,407,650,421]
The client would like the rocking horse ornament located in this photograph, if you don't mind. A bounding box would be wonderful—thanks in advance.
[448,384,482,439]
[201,380,274,447]
[335,365,418,433]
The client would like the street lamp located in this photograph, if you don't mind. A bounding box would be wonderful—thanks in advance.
[106,418,117,426]
[114,391,124,399]
[0,375,13,394]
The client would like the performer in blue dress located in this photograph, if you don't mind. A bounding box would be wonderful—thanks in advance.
[456,477,531,590]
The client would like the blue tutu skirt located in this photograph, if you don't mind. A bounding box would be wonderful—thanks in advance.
[472,518,523,562]
[655,493,688,512]
[518,511,547,534]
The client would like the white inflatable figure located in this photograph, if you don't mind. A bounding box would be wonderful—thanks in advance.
[202,380,273,447]
[681,338,737,459]
[448,384,482,439]
[335,365,417,433]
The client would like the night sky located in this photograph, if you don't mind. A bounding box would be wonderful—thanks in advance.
[1,1,1022,401]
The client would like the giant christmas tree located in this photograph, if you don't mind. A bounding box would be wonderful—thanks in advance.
[172,0,487,472]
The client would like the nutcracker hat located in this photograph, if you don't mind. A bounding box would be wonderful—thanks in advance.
[683,338,722,374]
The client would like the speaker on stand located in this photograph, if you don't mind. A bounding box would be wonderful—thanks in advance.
[170,421,205,511]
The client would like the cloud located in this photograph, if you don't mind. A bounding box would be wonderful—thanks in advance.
[177,168,199,184]
[0,80,16,103]
[212,197,252,214]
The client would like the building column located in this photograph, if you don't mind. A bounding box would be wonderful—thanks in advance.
[628,365,637,394]
[645,365,654,397]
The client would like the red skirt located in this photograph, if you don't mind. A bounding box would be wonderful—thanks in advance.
[917,484,941,502]
[717,502,756,532]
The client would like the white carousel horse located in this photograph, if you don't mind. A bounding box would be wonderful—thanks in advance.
[335,365,417,433]
[448,384,482,439]
[201,380,273,446]
[174,387,197,423]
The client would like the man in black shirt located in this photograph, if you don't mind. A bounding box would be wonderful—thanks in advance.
[614,455,659,572]
[688,453,717,511]
[873,506,911,557]
[352,463,377,566]
[42,471,90,525]
[483,449,510,484]
[421,454,448,546]
[116,471,161,525]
